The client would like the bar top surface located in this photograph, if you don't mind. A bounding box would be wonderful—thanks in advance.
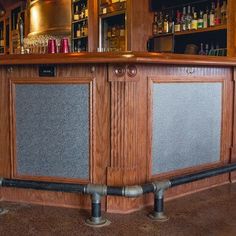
[1,52,236,66]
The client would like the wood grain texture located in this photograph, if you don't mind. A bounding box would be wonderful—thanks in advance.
[2,53,236,66]
[0,62,235,213]
[227,0,236,56]
[0,64,109,209]
[107,73,140,212]
[9,77,95,184]
[106,64,148,212]
[148,72,233,180]
[144,65,233,206]
[127,0,152,51]
[106,167,141,213]
[0,66,11,178]
[230,67,236,182]
[88,0,98,52]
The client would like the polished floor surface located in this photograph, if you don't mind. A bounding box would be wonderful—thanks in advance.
[0,183,236,236]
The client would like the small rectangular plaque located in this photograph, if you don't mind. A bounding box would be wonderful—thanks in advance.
[39,65,56,77]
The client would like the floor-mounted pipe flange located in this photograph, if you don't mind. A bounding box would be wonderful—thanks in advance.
[148,212,169,222]
[0,208,9,215]
[85,217,111,228]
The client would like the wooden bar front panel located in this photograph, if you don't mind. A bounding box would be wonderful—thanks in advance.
[106,64,233,212]
[0,62,234,212]
[0,64,110,209]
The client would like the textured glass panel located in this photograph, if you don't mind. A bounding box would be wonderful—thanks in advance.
[15,84,89,179]
[152,83,222,175]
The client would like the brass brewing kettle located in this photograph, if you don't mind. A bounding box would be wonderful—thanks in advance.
[27,0,71,37]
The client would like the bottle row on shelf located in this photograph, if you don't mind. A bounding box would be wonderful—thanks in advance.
[106,25,125,38]
[185,42,226,56]
[0,39,4,47]
[73,2,88,21]
[75,21,88,38]
[152,0,227,35]
[100,0,127,15]
[74,39,88,52]
[105,25,126,51]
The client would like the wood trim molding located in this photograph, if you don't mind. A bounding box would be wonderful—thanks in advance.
[110,81,138,169]
[147,75,233,181]
[9,77,95,184]
[230,67,236,181]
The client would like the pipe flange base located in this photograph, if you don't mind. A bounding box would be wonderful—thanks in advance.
[0,208,8,215]
[85,218,111,228]
[148,212,169,222]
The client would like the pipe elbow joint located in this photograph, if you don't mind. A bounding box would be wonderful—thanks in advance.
[124,185,143,198]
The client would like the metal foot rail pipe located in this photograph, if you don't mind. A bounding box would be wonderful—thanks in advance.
[170,163,236,187]
[1,163,236,227]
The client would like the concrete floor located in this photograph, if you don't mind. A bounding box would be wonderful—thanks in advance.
[0,183,236,236]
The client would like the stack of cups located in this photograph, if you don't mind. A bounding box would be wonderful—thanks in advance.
[60,38,70,53]
[47,38,70,54]
[47,39,57,54]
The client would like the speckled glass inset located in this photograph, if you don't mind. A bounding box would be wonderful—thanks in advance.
[152,83,222,175]
[15,84,90,179]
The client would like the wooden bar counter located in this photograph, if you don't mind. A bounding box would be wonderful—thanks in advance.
[0,52,236,213]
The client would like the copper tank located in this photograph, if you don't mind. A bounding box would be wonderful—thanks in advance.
[27,0,71,37]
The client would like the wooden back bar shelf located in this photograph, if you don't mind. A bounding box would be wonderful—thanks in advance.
[148,0,236,57]
[0,52,236,212]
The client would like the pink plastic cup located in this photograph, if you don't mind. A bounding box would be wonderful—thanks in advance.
[60,38,70,53]
[48,39,57,54]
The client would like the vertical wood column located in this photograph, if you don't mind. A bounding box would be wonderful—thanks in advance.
[107,64,147,212]
[231,67,236,182]
[227,0,236,56]
[0,66,10,178]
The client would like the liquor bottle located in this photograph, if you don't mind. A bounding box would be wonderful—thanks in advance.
[186,5,192,30]
[111,26,116,37]
[181,7,187,31]
[205,44,209,55]
[74,5,79,21]
[76,24,81,38]
[198,11,204,29]
[215,0,221,25]
[85,3,88,18]
[174,10,181,32]
[119,25,125,37]
[203,8,209,28]
[163,13,169,33]
[199,43,206,55]
[191,7,198,30]
[80,4,85,19]
[169,10,175,33]
[81,22,85,36]
[107,26,112,38]
[157,12,163,34]
[152,12,158,35]
[83,21,88,36]
[209,2,215,26]
[221,0,227,24]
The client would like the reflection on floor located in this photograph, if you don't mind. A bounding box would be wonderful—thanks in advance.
[0,183,236,236]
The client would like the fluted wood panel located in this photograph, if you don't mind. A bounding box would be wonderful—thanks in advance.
[106,64,149,212]
[108,80,140,212]
[111,82,138,168]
